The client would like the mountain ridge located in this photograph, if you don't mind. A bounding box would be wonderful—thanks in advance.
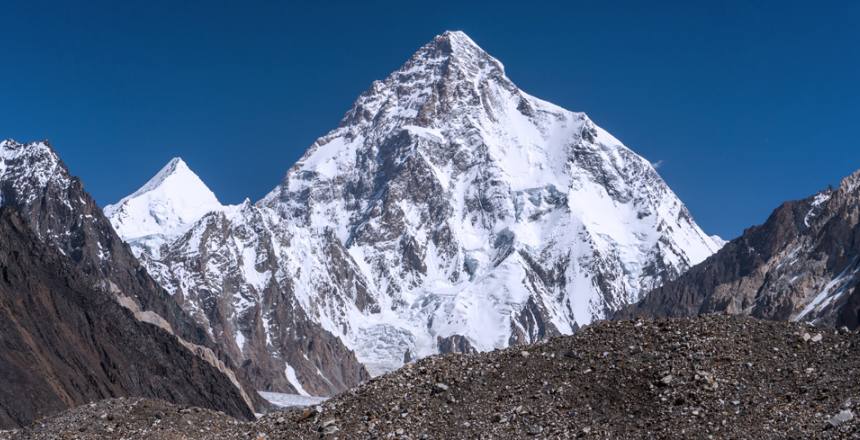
[107,30,721,391]
[0,139,258,427]
[620,166,860,329]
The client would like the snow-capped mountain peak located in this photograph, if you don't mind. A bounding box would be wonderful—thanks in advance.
[105,157,224,256]
[257,31,721,371]
[110,31,722,391]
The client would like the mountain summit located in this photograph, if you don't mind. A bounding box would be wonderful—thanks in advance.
[105,157,224,257]
[109,31,721,392]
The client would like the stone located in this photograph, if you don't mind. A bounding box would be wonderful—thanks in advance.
[828,410,854,428]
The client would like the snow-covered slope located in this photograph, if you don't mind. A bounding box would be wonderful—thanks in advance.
[110,31,721,389]
[258,30,721,371]
[104,158,225,257]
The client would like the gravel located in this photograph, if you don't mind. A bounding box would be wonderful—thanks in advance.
[4,316,860,439]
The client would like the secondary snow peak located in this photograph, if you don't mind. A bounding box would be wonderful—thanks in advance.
[105,157,225,254]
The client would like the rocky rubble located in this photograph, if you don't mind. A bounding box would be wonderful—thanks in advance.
[6,316,860,439]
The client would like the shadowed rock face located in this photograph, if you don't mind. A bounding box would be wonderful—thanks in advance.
[0,209,254,428]
[0,140,261,427]
[621,169,860,329]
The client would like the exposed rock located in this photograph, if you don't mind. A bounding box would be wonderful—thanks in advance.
[437,335,477,354]
[828,410,854,428]
[0,209,253,429]
[621,168,860,331]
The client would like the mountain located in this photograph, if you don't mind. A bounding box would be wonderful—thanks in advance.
[621,168,860,329]
[0,139,257,427]
[104,158,225,258]
[0,208,253,428]
[108,31,720,390]
[109,161,371,395]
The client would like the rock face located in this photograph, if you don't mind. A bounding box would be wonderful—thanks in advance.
[621,168,860,329]
[10,317,860,439]
[0,140,258,428]
[0,140,209,350]
[107,31,720,390]
[0,209,255,429]
[107,162,370,396]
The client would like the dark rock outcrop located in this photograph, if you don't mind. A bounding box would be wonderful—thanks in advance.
[0,139,262,427]
[621,169,860,329]
[0,209,253,428]
[436,334,477,354]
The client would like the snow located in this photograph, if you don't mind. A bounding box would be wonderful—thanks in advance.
[108,31,725,384]
[234,326,246,355]
[0,140,71,207]
[258,391,326,408]
[710,235,728,249]
[795,259,860,321]
[104,158,225,255]
[284,363,310,397]
[804,192,832,227]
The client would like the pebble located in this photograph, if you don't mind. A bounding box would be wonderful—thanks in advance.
[12,316,860,440]
[828,409,854,428]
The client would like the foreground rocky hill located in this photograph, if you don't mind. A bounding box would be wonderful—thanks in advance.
[7,316,859,439]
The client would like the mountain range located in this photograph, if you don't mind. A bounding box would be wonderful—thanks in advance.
[104,31,722,395]
[622,168,860,328]
[1,30,857,432]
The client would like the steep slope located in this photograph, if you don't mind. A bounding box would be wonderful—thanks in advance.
[0,208,253,428]
[139,200,371,395]
[0,140,257,428]
[0,140,211,348]
[111,31,720,387]
[104,157,225,258]
[622,169,860,329]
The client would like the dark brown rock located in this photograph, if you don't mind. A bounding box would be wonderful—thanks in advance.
[0,209,253,428]
[620,168,860,330]
[437,334,477,354]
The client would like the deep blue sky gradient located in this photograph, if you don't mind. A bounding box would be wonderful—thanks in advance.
[1,0,858,238]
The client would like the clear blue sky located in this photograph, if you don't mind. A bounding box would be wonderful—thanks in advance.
[1,1,857,239]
